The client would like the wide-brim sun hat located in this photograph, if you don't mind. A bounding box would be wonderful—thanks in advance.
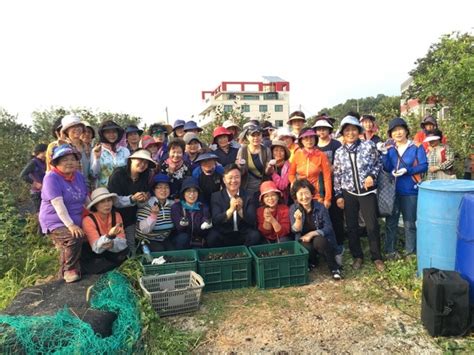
[259,181,282,202]
[179,177,202,197]
[222,119,239,129]
[339,115,364,134]
[60,114,85,134]
[183,120,203,132]
[213,126,233,142]
[276,127,296,141]
[387,117,409,137]
[99,120,125,144]
[194,152,219,164]
[128,149,157,167]
[173,119,186,130]
[183,132,203,145]
[287,115,307,124]
[87,187,118,210]
[271,140,291,161]
[82,121,96,138]
[312,120,334,130]
[423,135,441,143]
[125,125,144,136]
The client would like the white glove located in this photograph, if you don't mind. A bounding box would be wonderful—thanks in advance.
[151,256,166,265]
[376,142,388,154]
[392,168,407,177]
[200,221,213,230]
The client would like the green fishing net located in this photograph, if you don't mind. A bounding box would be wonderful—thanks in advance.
[0,271,142,354]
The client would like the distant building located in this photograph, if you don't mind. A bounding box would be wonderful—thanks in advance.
[400,77,450,119]
[198,76,290,127]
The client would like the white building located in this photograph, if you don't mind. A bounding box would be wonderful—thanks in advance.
[198,76,290,127]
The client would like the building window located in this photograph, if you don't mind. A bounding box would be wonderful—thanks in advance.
[259,105,268,112]
[275,120,284,127]
[275,105,283,112]
[241,104,250,112]
[227,94,237,100]
[223,105,233,112]
[263,92,278,100]
[243,94,260,100]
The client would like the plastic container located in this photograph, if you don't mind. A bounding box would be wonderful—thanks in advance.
[139,271,204,316]
[140,249,198,275]
[197,246,252,292]
[455,193,474,303]
[249,241,309,289]
[417,180,474,276]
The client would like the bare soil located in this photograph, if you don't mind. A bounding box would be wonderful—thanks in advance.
[165,271,440,354]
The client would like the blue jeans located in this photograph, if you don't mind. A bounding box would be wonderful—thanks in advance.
[385,194,418,254]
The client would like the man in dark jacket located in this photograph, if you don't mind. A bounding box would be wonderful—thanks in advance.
[207,164,261,247]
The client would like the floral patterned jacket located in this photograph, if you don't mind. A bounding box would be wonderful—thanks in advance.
[333,139,381,198]
[90,145,130,188]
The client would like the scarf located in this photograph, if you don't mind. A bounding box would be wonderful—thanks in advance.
[51,167,75,182]
[165,157,184,172]
[180,200,201,211]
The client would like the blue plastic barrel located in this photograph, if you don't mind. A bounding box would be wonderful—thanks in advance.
[455,193,474,303]
[417,180,474,276]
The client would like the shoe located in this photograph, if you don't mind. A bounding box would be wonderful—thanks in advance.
[64,270,81,283]
[335,253,343,267]
[352,258,363,270]
[331,269,342,280]
[374,260,385,272]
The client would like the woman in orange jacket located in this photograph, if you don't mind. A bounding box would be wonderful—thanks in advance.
[289,128,332,208]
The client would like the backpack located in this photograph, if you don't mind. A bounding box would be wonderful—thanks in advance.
[421,268,472,336]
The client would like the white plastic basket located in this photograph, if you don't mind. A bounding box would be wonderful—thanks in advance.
[139,271,204,317]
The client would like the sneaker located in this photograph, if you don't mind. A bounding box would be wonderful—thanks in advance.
[335,253,343,267]
[64,270,81,283]
[331,269,342,280]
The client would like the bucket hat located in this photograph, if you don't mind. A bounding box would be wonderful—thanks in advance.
[125,125,144,136]
[173,120,186,130]
[180,177,201,197]
[183,132,203,145]
[223,119,239,129]
[51,144,81,165]
[86,187,118,210]
[213,126,233,143]
[183,120,203,132]
[128,149,157,167]
[259,181,282,202]
[339,115,364,134]
[271,140,291,161]
[60,114,85,134]
[387,117,409,137]
[98,120,125,144]
[420,115,438,129]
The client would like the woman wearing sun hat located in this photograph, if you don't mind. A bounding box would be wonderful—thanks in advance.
[90,120,130,188]
[136,173,175,252]
[313,119,345,257]
[333,115,384,272]
[81,187,129,274]
[236,125,272,199]
[424,129,455,180]
[171,177,212,249]
[276,127,298,162]
[267,140,291,205]
[212,126,239,167]
[108,148,156,254]
[287,111,307,138]
[257,181,291,243]
[39,144,88,283]
[382,117,428,259]
[289,128,332,208]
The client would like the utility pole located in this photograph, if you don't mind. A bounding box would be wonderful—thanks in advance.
[165,107,169,124]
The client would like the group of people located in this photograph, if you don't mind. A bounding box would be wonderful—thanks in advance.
[20,111,460,283]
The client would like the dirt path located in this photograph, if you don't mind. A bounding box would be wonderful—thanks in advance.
[166,272,440,353]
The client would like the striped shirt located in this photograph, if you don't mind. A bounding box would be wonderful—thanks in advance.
[136,197,174,242]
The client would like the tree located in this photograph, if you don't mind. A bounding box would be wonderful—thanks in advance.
[200,104,249,145]
[311,94,401,139]
[404,32,474,157]
[31,107,142,143]
[0,109,36,194]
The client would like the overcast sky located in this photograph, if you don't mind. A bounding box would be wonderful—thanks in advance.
[0,0,472,127]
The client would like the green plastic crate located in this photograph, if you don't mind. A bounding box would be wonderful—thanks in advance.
[140,249,198,275]
[197,246,252,292]
[249,241,309,289]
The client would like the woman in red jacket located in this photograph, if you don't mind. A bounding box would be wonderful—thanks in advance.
[257,181,291,243]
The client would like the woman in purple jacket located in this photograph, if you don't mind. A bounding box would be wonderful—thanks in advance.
[170,177,211,249]
[20,144,47,213]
